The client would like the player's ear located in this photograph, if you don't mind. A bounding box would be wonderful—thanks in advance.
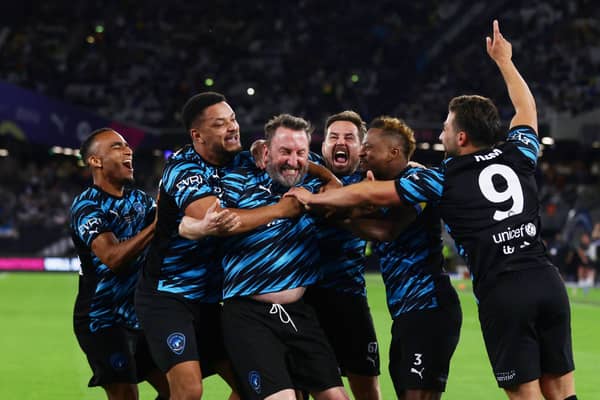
[88,154,102,168]
[457,131,468,147]
[190,128,205,144]
[262,144,269,163]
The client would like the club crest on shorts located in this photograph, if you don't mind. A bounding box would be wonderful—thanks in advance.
[167,332,186,355]
[109,352,128,371]
[248,370,261,394]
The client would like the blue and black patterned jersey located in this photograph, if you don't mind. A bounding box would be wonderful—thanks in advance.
[219,165,322,299]
[394,126,552,300]
[315,172,368,296]
[140,145,254,301]
[375,168,457,318]
[70,185,155,333]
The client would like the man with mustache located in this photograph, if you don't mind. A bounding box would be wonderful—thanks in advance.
[207,114,348,400]
[70,128,169,400]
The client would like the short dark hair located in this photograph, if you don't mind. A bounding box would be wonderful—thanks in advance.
[80,127,113,165]
[264,114,313,145]
[181,92,226,131]
[448,95,502,147]
[369,116,416,160]
[325,110,367,141]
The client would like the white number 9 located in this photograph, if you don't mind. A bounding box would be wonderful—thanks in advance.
[478,164,524,221]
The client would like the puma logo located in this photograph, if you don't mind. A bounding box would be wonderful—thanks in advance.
[411,367,424,379]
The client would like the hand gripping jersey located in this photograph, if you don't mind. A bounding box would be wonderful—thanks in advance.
[395,126,553,300]
[140,145,253,301]
[219,165,322,299]
[315,172,368,296]
[70,185,156,332]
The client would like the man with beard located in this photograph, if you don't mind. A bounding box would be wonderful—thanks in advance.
[192,114,349,400]
[70,128,169,400]
[135,93,303,400]
[303,111,381,400]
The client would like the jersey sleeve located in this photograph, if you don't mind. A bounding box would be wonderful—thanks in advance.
[71,199,111,247]
[394,167,444,207]
[141,192,157,228]
[309,151,325,165]
[161,161,216,210]
[506,125,539,167]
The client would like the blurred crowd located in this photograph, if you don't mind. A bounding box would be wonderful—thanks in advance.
[1,0,598,132]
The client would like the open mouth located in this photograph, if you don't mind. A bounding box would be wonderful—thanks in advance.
[122,160,133,171]
[225,135,240,145]
[332,146,349,165]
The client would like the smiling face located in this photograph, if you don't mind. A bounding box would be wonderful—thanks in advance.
[321,120,362,176]
[191,101,242,165]
[87,129,135,185]
[265,127,310,187]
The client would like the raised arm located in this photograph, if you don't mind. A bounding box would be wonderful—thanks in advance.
[486,19,537,133]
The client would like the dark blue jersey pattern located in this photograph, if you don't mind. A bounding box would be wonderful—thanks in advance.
[140,145,253,302]
[219,166,322,299]
[315,172,368,296]
[394,126,552,300]
[70,185,155,332]
[376,168,457,318]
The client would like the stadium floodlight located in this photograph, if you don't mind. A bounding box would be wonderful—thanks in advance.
[247,87,255,96]
[95,25,104,34]
[51,146,63,154]
[63,148,74,156]
[432,143,445,151]
[204,78,214,87]
[86,36,95,44]
[0,149,8,157]
[417,142,431,150]
[541,136,554,145]
[351,74,359,83]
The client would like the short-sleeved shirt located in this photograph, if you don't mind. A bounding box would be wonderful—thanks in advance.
[315,172,368,296]
[70,185,156,332]
[375,168,456,318]
[219,166,322,299]
[394,126,553,300]
[139,145,253,302]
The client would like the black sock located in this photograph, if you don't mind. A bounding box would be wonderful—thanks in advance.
[564,395,577,400]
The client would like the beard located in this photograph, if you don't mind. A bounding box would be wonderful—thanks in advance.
[266,163,307,187]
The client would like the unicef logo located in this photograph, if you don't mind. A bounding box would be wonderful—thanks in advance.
[248,371,261,394]
[167,332,186,355]
[525,223,537,237]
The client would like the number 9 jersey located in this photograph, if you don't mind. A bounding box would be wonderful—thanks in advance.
[394,125,553,301]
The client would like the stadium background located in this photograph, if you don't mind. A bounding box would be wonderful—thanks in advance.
[0,1,598,398]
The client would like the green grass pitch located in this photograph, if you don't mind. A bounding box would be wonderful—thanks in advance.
[0,272,598,399]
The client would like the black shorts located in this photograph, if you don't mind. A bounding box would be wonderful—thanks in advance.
[389,300,462,394]
[303,286,380,376]
[478,266,575,388]
[222,296,343,399]
[135,289,228,375]
[75,325,157,387]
